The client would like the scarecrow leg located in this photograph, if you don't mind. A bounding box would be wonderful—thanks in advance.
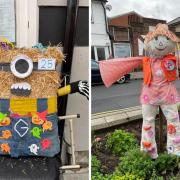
[141,104,158,159]
[161,104,180,156]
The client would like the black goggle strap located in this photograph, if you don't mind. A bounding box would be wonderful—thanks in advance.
[0,62,53,71]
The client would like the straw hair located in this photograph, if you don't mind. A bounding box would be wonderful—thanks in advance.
[144,23,180,45]
[0,46,64,63]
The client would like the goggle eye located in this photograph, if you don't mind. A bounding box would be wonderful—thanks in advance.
[11,55,33,78]
[15,59,30,74]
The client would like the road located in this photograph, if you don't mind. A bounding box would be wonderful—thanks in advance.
[92,79,180,114]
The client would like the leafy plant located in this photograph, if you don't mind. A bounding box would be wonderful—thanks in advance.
[91,155,109,180]
[149,169,163,180]
[116,148,155,179]
[92,172,110,180]
[92,129,180,180]
[111,173,144,180]
[106,130,138,156]
[169,176,180,180]
[154,153,180,176]
[91,155,101,175]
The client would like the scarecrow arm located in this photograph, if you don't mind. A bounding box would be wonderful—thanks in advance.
[99,57,143,87]
[57,80,89,100]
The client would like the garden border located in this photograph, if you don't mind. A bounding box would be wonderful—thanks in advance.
[92,106,142,130]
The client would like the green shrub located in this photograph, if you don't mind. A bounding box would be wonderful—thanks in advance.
[106,130,138,156]
[149,169,163,180]
[91,155,111,180]
[92,130,180,180]
[169,176,180,180]
[116,148,155,179]
[154,153,180,175]
[91,155,101,175]
[92,172,110,180]
[111,173,144,180]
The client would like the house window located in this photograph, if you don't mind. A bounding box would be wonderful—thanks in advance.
[93,46,109,61]
[97,47,106,60]
[0,0,16,42]
[113,43,131,58]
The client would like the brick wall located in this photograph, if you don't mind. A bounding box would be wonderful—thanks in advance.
[109,14,129,27]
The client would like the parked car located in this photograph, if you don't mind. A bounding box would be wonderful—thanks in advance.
[91,59,130,85]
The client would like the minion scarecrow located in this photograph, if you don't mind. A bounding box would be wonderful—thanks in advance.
[0,42,88,157]
[99,24,180,158]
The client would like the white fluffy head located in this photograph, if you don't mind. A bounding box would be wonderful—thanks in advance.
[145,35,176,57]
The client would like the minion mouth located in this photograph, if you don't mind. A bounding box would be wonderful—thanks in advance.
[11,82,31,96]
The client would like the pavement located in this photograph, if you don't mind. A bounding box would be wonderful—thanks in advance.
[92,79,180,114]
[92,106,142,130]
[92,79,180,130]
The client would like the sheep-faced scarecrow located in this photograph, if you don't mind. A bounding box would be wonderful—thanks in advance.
[0,42,88,157]
[99,24,180,159]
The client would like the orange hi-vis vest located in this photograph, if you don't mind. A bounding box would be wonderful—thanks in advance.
[143,54,177,86]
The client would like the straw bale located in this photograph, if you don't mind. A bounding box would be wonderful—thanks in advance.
[0,46,65,98]
[0,46,64,64]
[0,71,61,98]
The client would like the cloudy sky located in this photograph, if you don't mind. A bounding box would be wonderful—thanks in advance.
[106,0,180,22]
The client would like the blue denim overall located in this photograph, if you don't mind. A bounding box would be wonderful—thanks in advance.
[0,98,60,157]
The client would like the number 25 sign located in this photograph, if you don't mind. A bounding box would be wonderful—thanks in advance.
[38,58,56,70]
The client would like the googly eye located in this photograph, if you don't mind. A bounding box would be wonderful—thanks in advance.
[166,37,170,40]
[155,37,158,40]
[11,55,33,78]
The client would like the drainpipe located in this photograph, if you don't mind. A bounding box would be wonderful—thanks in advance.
[62,0,79,75]
[58,0,79,152]
[100,0,113,56]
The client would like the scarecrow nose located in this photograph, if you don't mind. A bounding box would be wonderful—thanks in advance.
[159,41,163,46]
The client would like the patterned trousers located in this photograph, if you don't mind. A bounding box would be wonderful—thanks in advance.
[141,104,180,159]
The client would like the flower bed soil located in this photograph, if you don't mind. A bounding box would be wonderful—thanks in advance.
[92,118,168,175]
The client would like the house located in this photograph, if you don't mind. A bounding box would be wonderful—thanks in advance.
[108,11,166,57]
[91,0,112,61]
[168,17,180,38]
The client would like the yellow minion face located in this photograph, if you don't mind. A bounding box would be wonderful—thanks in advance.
[0,47,64,99]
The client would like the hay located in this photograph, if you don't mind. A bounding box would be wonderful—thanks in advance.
[0,46,64,64]
[0,46,65,98]
[0,71,61,98]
